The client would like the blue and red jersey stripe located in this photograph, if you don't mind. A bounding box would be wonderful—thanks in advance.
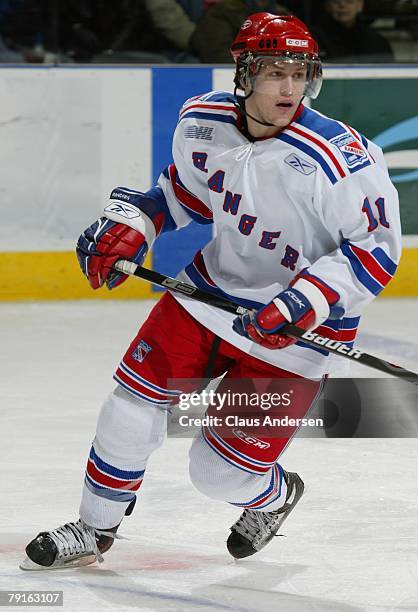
[230,464,284,509]
[114,360,180,406]
[167,164,213,225]
[280,107,373,183]
[341,241,397,295]
[85,446,144,502]
[202,425,276,475]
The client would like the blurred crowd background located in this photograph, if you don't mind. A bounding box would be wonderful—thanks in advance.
[0,0,417,64]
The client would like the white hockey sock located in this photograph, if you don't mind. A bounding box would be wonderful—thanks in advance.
[189,432,288,512]
[79,385,167,529]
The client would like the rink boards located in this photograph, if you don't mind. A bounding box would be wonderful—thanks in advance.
[0,64,417,300]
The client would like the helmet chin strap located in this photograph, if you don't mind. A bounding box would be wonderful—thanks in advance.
[230,85,276,127]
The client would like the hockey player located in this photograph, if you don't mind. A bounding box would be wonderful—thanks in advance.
[21,13,401,569]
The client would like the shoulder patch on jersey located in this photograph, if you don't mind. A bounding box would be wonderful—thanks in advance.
[184,125,215,141]
[330,133,368,169]
[132,339,152,363]
[284,153,316,175]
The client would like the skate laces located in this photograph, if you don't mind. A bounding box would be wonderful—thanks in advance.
[47,520,120,564]
[233,508,280,543]
[232,473,302,547]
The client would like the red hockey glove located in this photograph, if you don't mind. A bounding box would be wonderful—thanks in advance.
[76,218,148,290]
[233,272,341,350]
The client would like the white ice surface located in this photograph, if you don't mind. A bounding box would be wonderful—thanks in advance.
[1,297,418,612]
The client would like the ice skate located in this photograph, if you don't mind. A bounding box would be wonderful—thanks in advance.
[227,471,304,559]
[20,499,135,570]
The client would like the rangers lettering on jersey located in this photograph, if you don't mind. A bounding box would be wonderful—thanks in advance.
[153,91,401,379]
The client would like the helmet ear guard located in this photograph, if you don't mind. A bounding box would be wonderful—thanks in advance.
[234,52,252,91]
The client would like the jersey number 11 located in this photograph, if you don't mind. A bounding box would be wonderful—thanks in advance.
[362,197,390,232]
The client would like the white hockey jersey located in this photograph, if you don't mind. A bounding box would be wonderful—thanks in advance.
[156,91,401,379]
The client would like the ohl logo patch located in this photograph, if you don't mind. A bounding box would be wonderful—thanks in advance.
[331,133,368,168]
[132,339,152,363]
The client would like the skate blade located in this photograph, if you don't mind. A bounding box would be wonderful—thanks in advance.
[19,554,97,571]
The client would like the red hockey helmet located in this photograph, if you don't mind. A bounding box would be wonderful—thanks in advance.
[230,13,322,99]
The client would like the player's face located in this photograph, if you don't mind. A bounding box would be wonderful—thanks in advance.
[245,60,307,136]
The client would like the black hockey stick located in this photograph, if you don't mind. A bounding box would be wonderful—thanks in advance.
[114,260,418,384]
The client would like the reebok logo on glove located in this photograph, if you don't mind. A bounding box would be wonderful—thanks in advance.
[105,202,141,219]
[283,290,307,309]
